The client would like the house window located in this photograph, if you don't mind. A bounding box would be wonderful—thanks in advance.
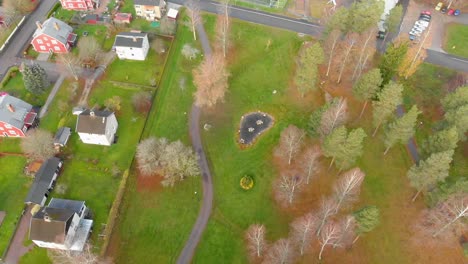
[40,45,46,50]
[5,124,11,129]
[37,39,43,44]
[68,3,74,7]
[130,47,133,50]
[54,46,60,51]
[131,53,134,56]
[44,37,48,40]
[51,39,57,44]
[78,4,83,7]
[46,43,51,47]
[9,130,17,135]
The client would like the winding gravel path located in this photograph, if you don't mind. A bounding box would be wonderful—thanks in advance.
[176,20,214,264]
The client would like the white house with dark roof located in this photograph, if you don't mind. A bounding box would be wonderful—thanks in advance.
[113,32,149,60]
[75,109,118,146]
[25,157,63,206]
[31,17,77,53]
[0,93,38,137]
[29,198,93,251]
[134,0,166,21]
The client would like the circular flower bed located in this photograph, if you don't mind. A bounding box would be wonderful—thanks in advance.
[240,175,254,190]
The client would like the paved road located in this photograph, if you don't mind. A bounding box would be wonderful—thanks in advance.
[3,206,34,264]
[176,21,214,264]
[168,0,467,72]
[0,0,58,78]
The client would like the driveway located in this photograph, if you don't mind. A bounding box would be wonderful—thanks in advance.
[3,206,35,264]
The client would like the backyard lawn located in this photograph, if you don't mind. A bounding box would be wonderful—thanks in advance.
[0,156,29,256]
[0,71,50,107]
[444,23,468,58]
[108,20,203,263]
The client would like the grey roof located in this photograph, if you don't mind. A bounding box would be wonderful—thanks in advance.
[134,0,162,6]
[0,94,33,129]
[30,207,74,244]
[48,198,85,214]
[33,17,73,45]
[113,32,147,48]
[25,157,62,205]
[54,127,71,146]
[76,109,114,135]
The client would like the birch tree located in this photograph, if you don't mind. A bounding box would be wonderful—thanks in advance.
[246,224,267,258]
[298,145,321,184]
[333,216,356,248]
[294,42,325,97]
[431,194,467,238]
[319,97,348,137]
[216,0,230,57]
[274,125,306,165]
[57,53,81,80]
[186,0,201,40]
[372,81,404,136]
[263,238,294,264]
[383,105,421,155]
[353,205,380,243]
[333,168,365,213]
[316,198,338,236]
[337,33,358,83]
[318,221,340,260]
[193,53,229,108]
[407,150,454,202]
[352,68,382,119]
[274,172,303,205]
[291,212,317,255]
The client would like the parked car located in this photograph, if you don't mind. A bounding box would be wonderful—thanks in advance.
[448,9,455,15]
[377,30,386,39]
[419,15,431,22]
[454,9,461,16]
[441,7,447,13]
[409,34,416,41]
[435,2,443,11]
[422,10,432,15]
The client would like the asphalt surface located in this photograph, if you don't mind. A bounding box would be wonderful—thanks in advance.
[3,206,34,264]
[176,22,214,264]
[168,0,467,72]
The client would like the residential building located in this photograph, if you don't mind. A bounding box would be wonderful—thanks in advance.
[54,127,71,147]
[134,0,166,21]
[75,109,118,146]
[31,17,77,54]
[59,0,99,11]
[113,13,132,24]
[113,32,149,61]
[25,158,63,206]
[30,198,93,251]
[0,93,38,137]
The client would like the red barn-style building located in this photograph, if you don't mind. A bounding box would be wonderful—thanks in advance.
[31,17,77,54]
[59,0,99,11]
[0,93,38,137]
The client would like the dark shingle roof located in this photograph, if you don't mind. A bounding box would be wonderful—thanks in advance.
[134,0,161,6]
[25,158,62,205]
[113,32,147,48]
[54,127,71,146]
[48,198,84,214]
[33,17,73,45]
[0,94,33,129]
[76,109,113,135]
[30,207,74,243]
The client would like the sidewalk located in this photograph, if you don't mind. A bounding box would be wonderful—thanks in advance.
[3,206,35,264]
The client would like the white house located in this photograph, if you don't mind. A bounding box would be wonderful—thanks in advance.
[75,109,118,146]
[29,198,93,251]
[113,32,149,61]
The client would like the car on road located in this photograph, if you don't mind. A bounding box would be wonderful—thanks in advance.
[441,7,447,13]
[422,10,432,15]
[377,30,386,39]
[454,9,460,16]
[448,9,454,15]
[420,15,431,22]
[435,2,443,11]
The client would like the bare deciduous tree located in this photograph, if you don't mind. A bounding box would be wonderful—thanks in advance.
[274,172,303,205]
[337,33,358,83]
[56,53,81,80]
[245,224,267,258]
[263,238,294,264]
[181,44,200,60]
[193,53,229,108]
[132,91,152,114]
[298,145,321,184]
[216,0,230,57]
[318,221,340,260]
[325,29,341,77]
[431,194,467,238]
[333,168,365,213]
[136,137,168,176]
[21,129,55,161]
[162,140,200,187]
[319,97,348,137]
[316,198,338,236]
[3,0,35,14]
[151,38,167,54]
[333,215,356,248]
[274,125,306,165]
[47,243,100,264]
[186,0,201,40]
[77,37,101,67]
[291,212,317,255]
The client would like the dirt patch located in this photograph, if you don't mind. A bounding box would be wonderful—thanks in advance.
[136,173,163,192]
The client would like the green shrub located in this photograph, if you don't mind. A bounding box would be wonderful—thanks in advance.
[0,67,19,88]
[240,175,254,190]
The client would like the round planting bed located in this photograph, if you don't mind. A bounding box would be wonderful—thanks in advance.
[238,111,274,147]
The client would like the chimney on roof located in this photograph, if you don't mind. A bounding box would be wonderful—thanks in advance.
[36,21,42,30]
[53,22,60,31]
[132,37,137,42]
[90,110,95,117]
[44,213,51,222]
[7,104,15,113]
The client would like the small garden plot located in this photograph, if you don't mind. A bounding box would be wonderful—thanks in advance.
[238,111,274,146]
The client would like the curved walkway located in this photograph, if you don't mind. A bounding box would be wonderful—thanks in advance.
[176,21,214,264]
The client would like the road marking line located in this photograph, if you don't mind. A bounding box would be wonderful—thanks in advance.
[451,57,468,63]
[210,2,320,28]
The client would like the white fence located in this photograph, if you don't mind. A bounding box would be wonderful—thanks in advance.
[0,16,26,52]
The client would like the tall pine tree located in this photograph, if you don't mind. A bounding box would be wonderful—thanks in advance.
[383,105,420,155]
[379,42,408,85]
[407,150,454,202]
[372,81,403,137]
[353,68,383,119]
[353,205,380,243]
[21,62,50,94]
[422,127,459,157]
[441,86,468,141]
[294,42,325,97]
[322,126,366,171]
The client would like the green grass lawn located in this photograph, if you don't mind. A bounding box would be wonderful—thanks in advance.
[0,156,30,256]
[0,71,50,107]
[0,16,22,46]
[110,19,203,264]
[444,23,468,58]
[73,25,110,50]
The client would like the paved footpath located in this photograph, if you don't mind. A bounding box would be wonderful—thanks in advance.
[176,22,214,264]
[3,206,34,264]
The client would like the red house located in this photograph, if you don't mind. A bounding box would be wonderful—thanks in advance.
[0,93,38,137]
[31,17,77,54]
[113,13,132,24]
[59,0,99,11]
